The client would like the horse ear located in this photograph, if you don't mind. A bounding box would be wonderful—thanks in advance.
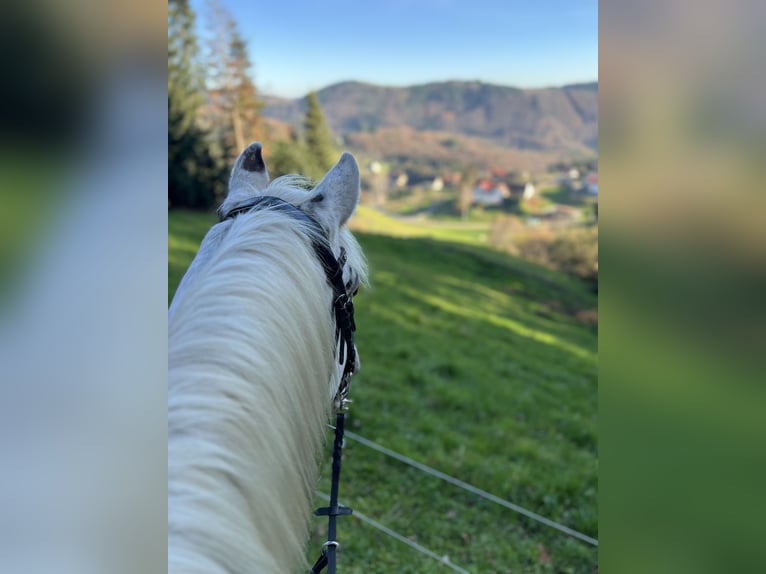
[229,142,270,194]
[304,152,360,230]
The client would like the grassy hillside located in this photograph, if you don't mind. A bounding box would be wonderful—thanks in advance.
[169,209,598,573]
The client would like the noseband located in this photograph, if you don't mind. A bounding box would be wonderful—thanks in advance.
[222,195,358,407]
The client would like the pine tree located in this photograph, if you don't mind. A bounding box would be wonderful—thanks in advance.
[268,127,312,179]
[168,0,202,141]
[168,0,226,209]
[303,92,336,178]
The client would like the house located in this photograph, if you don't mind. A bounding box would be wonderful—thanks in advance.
[507,181,536,200]
[390,172,408,189]
[584,172,598,196]
[472,179,510,206]
[569,168,580,180]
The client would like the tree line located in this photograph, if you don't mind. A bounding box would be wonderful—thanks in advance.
[168,0,337,210]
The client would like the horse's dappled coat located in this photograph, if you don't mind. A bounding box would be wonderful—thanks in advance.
[169,144,366,574]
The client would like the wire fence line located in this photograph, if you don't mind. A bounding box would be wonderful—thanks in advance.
[343,430,598,547]
[315,491,471,574]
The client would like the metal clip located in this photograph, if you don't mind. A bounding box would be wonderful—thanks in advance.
[321,540,342,555]
[333,396,352,412]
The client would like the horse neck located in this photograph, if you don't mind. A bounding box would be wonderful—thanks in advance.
[169,215,337,573]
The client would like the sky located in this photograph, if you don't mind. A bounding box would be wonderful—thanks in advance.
[191,0,598,99]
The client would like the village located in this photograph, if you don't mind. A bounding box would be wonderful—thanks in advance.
[360,157,598,228]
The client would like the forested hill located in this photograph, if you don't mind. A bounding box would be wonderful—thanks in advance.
[262,80,597,164]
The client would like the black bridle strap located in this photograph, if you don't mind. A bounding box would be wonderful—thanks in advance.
[223,196,357,382]
[311,411,352,574]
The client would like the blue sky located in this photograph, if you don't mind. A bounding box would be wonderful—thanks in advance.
[191,0,597,98]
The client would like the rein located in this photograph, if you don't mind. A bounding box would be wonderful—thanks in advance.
[310,411,352,574]
[223,196,357,574]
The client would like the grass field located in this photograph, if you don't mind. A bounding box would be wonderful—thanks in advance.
[169,208,598,573]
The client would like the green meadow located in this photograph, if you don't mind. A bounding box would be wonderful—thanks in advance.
[169,208,598,573]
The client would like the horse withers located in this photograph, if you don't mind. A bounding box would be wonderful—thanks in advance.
[169,143,367,573]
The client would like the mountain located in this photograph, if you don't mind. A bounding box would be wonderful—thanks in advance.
[262,80,597,171]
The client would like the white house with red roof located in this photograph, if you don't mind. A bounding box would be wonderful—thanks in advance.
[585,172,598,196]
[472,179,510,206]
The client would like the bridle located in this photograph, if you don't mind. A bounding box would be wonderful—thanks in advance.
[222,195,358,404]
[222,196,357,574]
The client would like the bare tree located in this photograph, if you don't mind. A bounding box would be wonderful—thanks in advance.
[201,0,263,159]
[456,166,477,219]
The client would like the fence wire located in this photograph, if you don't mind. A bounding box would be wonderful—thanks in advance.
[315,491,471,574]
[344,430,598,547]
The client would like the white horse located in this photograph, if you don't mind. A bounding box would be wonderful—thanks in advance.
[169,143,367,573]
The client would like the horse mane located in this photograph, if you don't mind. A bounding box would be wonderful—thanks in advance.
[169,177,366,573]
